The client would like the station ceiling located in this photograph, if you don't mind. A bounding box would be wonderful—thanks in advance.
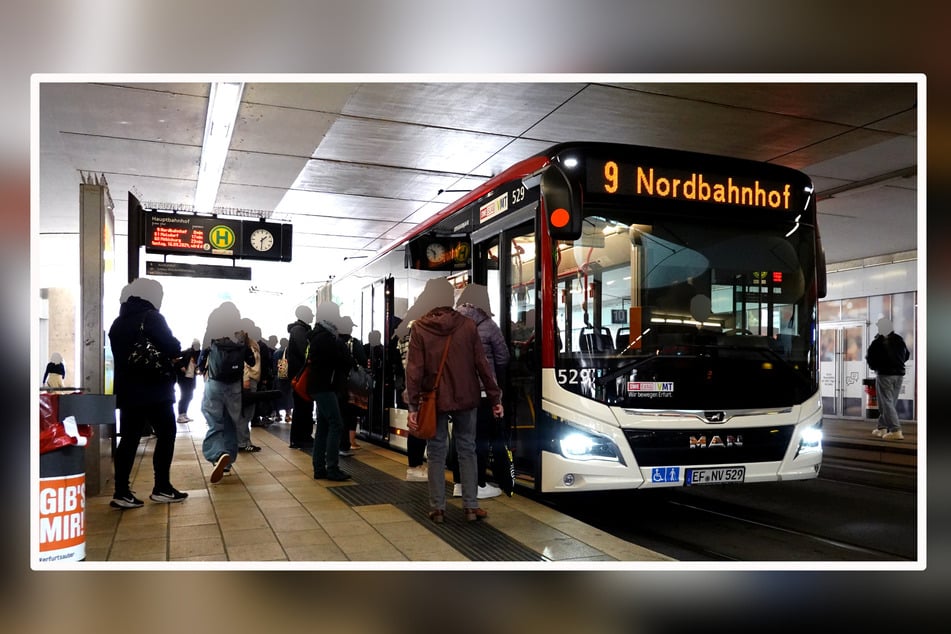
[37,78,920,317]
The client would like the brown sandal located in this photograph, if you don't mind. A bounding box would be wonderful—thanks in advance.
[428,509,445,524]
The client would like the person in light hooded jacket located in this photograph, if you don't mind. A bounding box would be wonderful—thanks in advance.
[403,277,503,524]
[451,284,510,499]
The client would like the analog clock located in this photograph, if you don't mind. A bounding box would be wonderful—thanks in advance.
[425,242,446,264]
[250,228,275,252]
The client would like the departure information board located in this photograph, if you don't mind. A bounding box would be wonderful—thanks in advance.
[145,212,292,261]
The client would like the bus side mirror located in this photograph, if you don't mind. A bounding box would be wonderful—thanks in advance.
[541,164,583,241]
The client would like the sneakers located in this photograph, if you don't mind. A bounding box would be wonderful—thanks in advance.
[406,466,428,481]
[241,444,262,453]
[478,483,503,499]
[150,488,188,503]
[338,449,355,457]
[871,428,886,437]
[110,492,144,509]
[882,430,904,441]
[210,453,231,483]
[452,483,462,497]
[177,414,189,423]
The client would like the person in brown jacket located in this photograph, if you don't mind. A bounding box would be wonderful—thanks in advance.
[403,277,503,523]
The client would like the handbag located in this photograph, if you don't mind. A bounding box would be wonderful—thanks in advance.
[291,361,312,401]
[276,347,289,380]
[127,320,173,379]
[409,335,452,440]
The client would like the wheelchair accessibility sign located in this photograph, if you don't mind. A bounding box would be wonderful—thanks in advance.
[650,466,681,485]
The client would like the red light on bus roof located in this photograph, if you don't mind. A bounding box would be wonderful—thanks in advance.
[550,208,570,228]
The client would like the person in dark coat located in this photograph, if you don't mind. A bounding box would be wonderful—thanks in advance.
[286,305,315,449]
[108,278,187,508]
[866,317,910,440]
[307,302,352,481]
[43,352,66,388]
[174,339,201,423]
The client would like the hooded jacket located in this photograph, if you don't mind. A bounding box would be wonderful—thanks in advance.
[456,303,510,382]
[286,319,312,377]
[866,332,910,375]
[403,306,501,414]
[108,295,181,408]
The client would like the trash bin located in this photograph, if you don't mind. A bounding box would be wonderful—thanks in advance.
[38,392,93,563]
[862,377,879,420]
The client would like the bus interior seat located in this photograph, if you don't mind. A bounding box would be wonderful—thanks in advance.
[579,326,614,353]
[615,327,630,350]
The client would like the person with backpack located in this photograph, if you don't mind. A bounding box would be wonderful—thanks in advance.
[200,302,256,483]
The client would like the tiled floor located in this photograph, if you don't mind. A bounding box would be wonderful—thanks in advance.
[83,418,671,565]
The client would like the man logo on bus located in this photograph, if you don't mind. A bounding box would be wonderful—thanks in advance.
[689,434,743,449]
[209,225,236,250]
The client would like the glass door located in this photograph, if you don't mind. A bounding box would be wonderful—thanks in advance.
[819,321,867,417]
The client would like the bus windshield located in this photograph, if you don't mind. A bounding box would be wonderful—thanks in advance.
[553,208,819,410]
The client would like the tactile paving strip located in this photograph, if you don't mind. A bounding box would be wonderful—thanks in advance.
[331,458,544,561]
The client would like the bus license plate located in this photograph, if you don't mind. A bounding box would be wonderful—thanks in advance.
[685,466,745,485]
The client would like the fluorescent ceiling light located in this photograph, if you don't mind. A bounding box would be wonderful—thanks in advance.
[194,82,244,214]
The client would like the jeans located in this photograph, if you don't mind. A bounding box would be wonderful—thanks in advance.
[450,397,492,486]
[876,373,904,432]
[201,378,242,465]
[236,378,258,448]
[312,391,344,474]
[290,389,314,445]
[177,376,196,417]
[114,402,176,495]
[407,433,427,468]
[427,408,477,511]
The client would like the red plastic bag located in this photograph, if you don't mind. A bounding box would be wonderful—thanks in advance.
[39,392,93,454]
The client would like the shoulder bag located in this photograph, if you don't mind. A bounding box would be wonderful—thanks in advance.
[291,344,313,401]
[127,319,174,379]
[409,335,452,440]
[276,347,289,380]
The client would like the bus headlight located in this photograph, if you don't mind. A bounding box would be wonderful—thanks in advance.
[559,428,625,464]
[796,424,823,456]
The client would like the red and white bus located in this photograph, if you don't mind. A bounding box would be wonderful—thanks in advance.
[330,142,826,493]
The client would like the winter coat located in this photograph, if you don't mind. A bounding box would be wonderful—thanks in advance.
[456,304,510,382]
[286,319,312,377]
[403,307,501,414]
[108,295,181,408]
[866,332,910,375]
[306,324,351,396]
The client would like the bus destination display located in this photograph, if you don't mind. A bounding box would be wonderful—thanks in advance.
[586,158,803,212]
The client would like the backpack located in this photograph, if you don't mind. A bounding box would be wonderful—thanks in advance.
[208,338,247,382]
